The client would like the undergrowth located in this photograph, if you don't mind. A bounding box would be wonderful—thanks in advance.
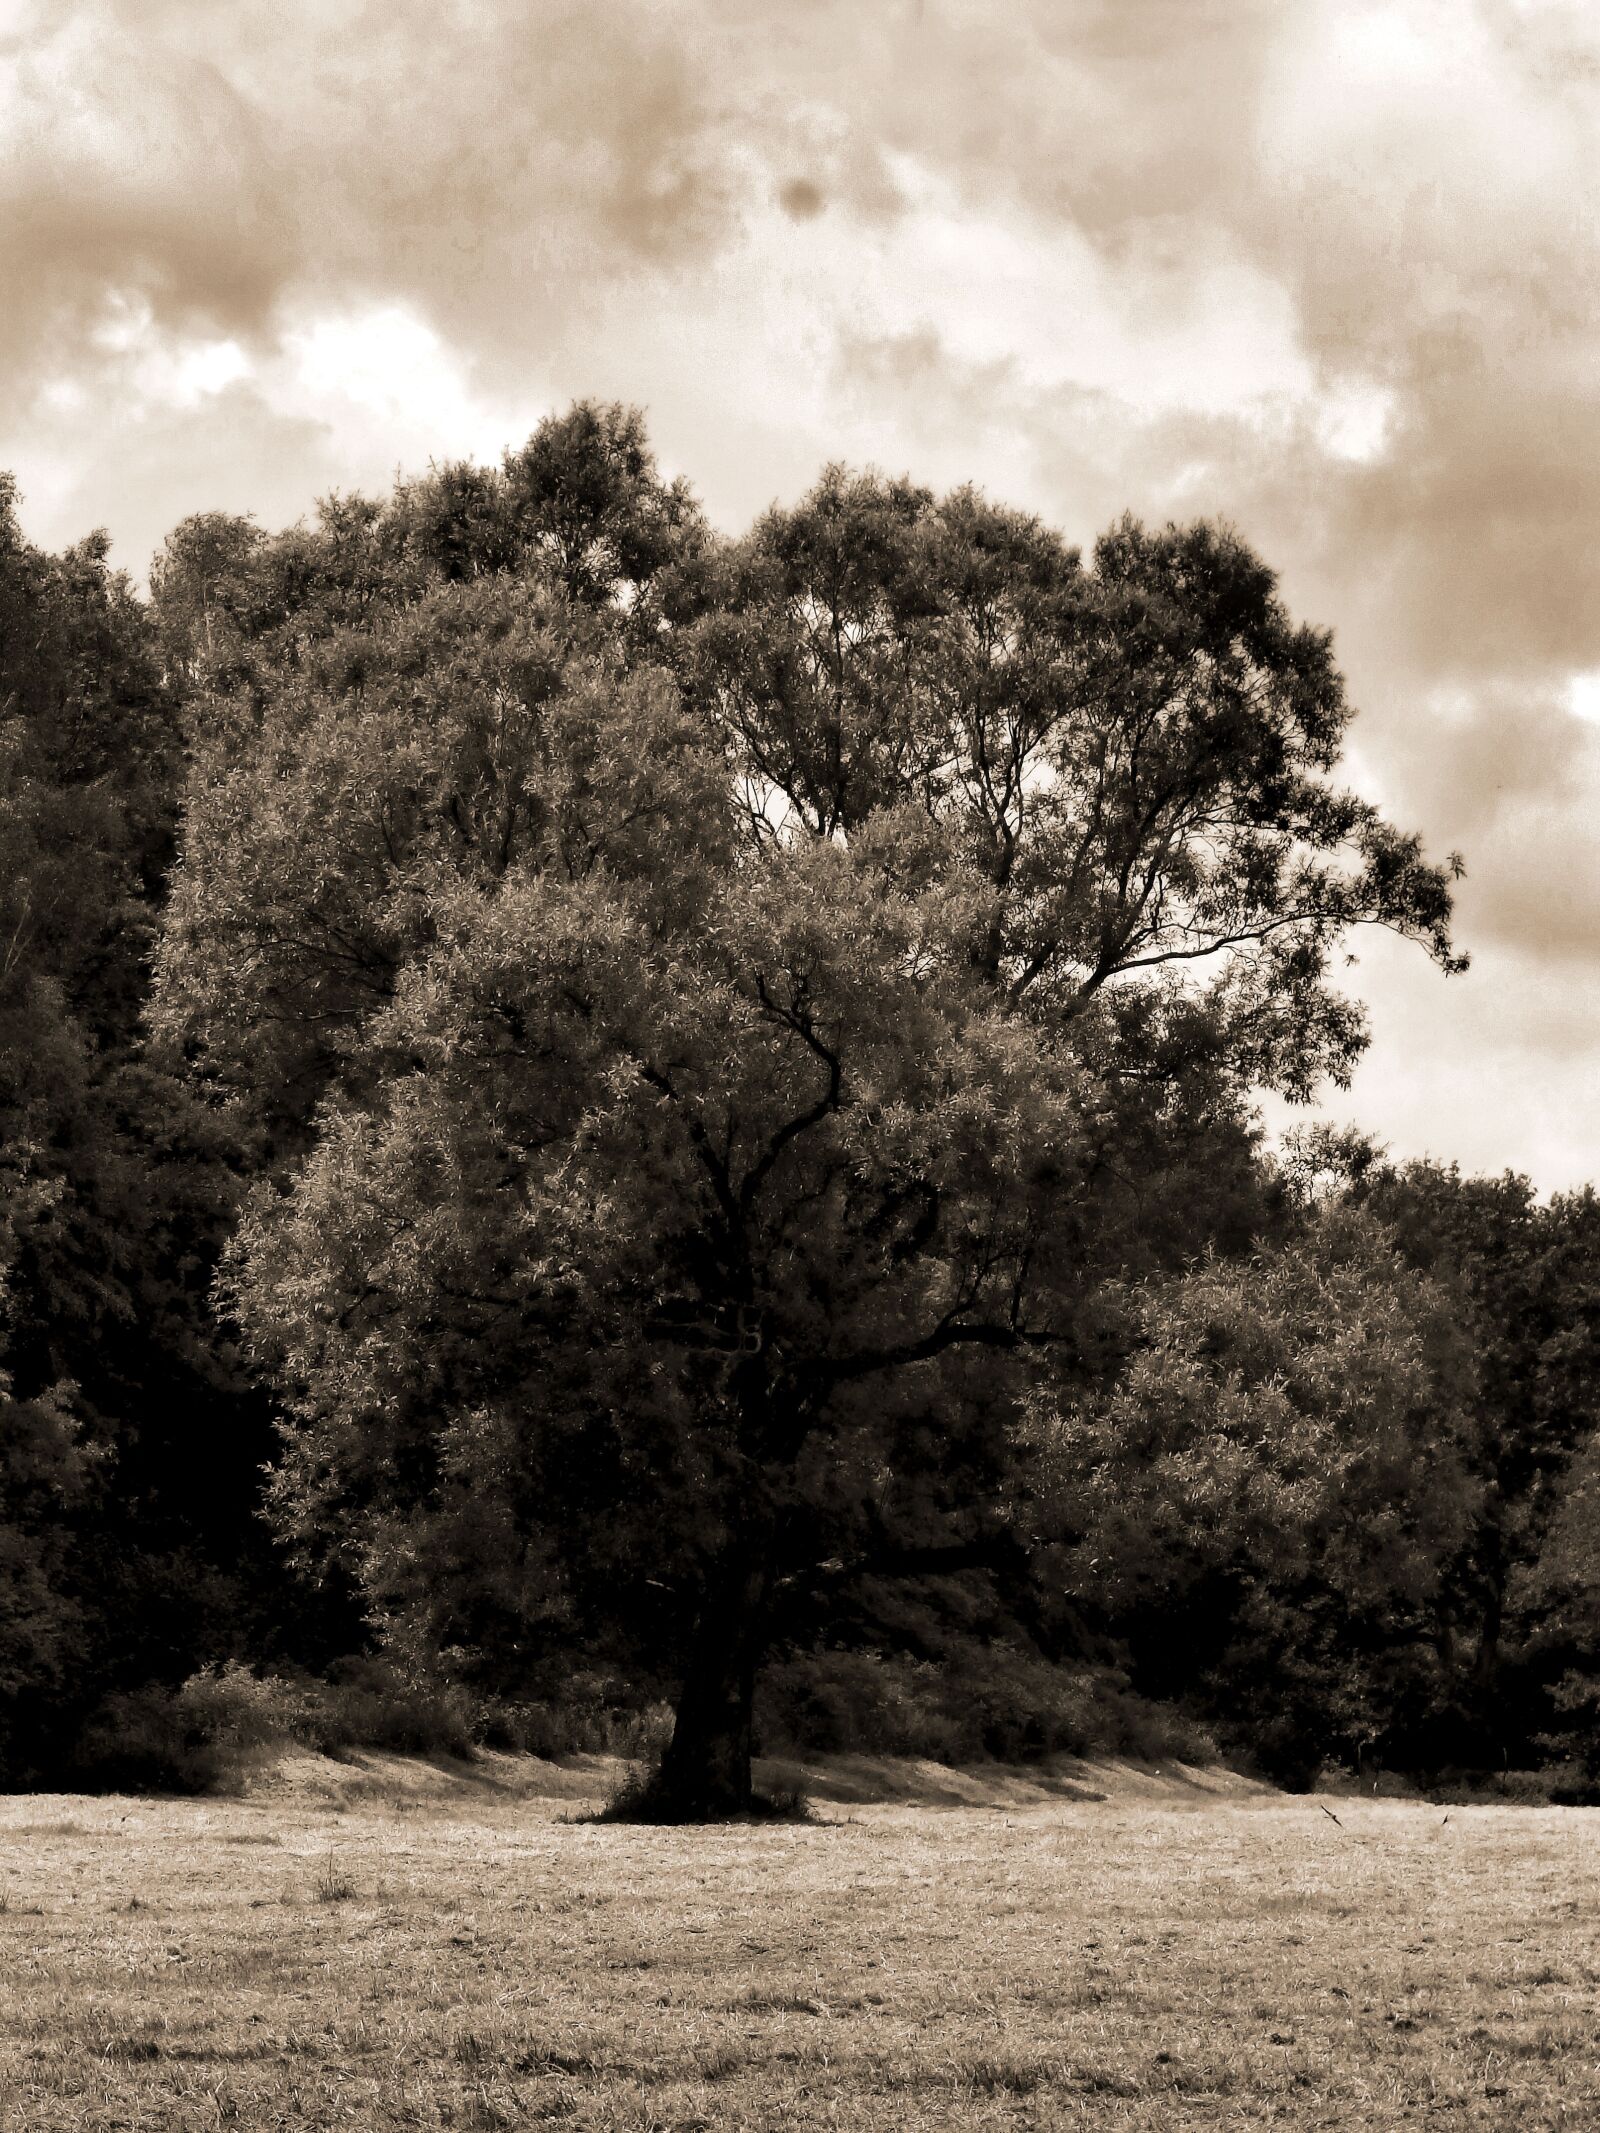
[57,1639,1219,1798]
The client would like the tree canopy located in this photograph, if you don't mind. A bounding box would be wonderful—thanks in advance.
[1033,1202,1480,1782]
[144,406,1469,1811]
[0,477,279,1780]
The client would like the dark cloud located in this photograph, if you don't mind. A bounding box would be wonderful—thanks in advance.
[778,178,827,221]
[1335,353,1600,681]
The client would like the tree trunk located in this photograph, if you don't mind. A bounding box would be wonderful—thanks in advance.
[654,1540,774,1819]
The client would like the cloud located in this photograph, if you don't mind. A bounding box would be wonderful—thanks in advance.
[5,0,1599,1183]
[1263,931,1600,1191]
[0,0,765,396]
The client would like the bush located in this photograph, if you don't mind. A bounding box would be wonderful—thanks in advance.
[63,1658,471,1791]
[479,1685,672,1761]
[308,1658,482,1758]
[1424,1763,1600,1807]
[69,1686,227,1795]
[63,1640,1219,1795]
[64,1655,676,1793]
[755,1644,1217,1767]
[175,1662,330,1750]
[757,1649,964,1761]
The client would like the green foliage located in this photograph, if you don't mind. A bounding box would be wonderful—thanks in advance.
[68,1685,229,1795]
[478,1688,672,1761]
[0,476,185,1775]
[0,1382,93,1720]
[679,478,1463,1097]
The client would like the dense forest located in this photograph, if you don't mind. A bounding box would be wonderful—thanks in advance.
[3,406,1597,1811]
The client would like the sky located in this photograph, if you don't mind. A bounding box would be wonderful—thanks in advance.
[3,0,1597,1190]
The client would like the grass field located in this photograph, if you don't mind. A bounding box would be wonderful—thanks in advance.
[2,1750,1596,2130]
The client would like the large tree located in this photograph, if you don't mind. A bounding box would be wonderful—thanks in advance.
[154,412,1464,1813]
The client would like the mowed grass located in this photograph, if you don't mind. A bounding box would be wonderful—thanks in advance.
[2,1754,1597,2130]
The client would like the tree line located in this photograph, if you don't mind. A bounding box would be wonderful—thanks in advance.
[2,407,1596,1810]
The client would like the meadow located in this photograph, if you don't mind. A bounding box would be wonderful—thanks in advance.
[1,1752,1595,2131]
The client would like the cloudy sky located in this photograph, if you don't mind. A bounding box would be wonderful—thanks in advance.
[3,0,1597,1188]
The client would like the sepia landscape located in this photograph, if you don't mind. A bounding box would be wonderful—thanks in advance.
[4,2,1600,2127]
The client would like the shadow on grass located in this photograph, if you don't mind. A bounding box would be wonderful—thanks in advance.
[569,1764,825,1827]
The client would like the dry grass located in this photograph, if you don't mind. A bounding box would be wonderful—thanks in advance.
[1,1751,1596,2129]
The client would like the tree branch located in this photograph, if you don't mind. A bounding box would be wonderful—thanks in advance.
[809,1313,1077,1387]
[739,975,843,1214]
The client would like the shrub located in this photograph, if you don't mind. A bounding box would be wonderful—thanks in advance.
[1423,1763,1600,1807]
[309,1657,481,1758]
[175,1661,329,1750]
[65,1640,1218,1796]
[64,1654,678,1793]
[64,1657,476,1792]
[476,1674,673,1760]
[755,1644,1217,1766]
[69,1686,227,1795]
